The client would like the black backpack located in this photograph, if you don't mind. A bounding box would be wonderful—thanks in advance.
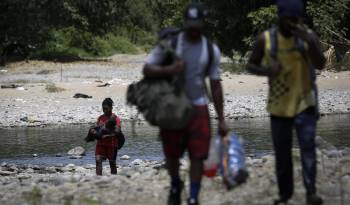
[127,29,214,130]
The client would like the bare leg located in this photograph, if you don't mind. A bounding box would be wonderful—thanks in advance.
[109,160,117,175]
[96,155,103,176]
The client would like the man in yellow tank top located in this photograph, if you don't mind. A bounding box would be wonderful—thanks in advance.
[247,0,326,204]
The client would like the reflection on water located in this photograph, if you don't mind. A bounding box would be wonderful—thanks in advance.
[0,114,349,165]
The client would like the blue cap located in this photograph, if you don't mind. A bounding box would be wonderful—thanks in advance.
[277,0,304,18]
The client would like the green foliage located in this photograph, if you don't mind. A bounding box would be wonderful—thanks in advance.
[32,27,139,60]
[1,0,350,60]
[307,0,350,43]
[152,0,190,28]
[46,83,66,93]
[203,0,275,57]
[245,5,278,47]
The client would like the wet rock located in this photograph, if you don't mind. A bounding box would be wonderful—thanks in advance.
[46,167,58,174]
[20,117,29,122]
[319,183,341,196]
[316,136,336,150]
[17,173,32,180]
[73,93,92,99]
[0,170,15,176]
[69,155,83,159]
[67,146,85,156]
[26,168,34,174]
[341,148,350,156]
[1,84,22,89]
[325,149,342,158]
[55,153,63,157]
[84,164,95,169]
[130,159,143,166]
[97,83,111,87]
[120,155,131,160]
[74,166,87,173]
[7,165,18,172]
[62,164,76,172]
[16,87,26,91]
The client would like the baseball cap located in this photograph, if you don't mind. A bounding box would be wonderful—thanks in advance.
[183,3,208,28]
[277,0,304,18]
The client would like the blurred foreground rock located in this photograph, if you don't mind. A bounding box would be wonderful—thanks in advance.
[0,151,349,205]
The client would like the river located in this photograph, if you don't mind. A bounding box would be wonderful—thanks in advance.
[0,114,349,166]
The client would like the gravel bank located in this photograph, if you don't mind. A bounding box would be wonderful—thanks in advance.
[0,56,349,127]
[0,149,349,205]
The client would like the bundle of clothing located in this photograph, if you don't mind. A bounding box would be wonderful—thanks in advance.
[85,117,125,150]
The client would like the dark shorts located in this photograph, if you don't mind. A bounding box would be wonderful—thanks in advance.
[160,105,211,160]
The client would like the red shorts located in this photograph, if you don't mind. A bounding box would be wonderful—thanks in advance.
[95,139,118,161]
[160,105,211,160]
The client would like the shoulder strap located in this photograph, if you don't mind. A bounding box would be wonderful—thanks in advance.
[171,35,179,51]
[269,27,278,60]
[111,114,121,127]
[206,39,214,76]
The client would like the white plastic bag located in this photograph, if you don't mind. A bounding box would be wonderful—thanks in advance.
[203,134,221,177]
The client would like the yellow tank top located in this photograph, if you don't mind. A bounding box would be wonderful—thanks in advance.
[263,30,316,117]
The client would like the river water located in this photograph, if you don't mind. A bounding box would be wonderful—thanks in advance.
[0,114,349,166]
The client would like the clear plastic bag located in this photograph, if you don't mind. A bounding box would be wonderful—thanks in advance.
[219,133,249,189]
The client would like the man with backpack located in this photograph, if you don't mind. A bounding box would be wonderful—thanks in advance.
[143,3,228,205]
[246,0,325,204]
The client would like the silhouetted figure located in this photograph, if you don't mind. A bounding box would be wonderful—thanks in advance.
[246,0,326,204]
[143,3,228,205]
[94,98,123,175]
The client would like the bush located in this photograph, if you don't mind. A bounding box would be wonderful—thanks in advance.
[45,83,66,93]
[32,27,140,60]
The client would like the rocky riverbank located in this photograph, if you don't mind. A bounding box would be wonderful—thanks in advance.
[1,56,350,127]
[0,149,350,205]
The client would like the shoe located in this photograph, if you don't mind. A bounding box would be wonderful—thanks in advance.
[307,194,323,205]
[167,181,184,205]
[187,198,199,205]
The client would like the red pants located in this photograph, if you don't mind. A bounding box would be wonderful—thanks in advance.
[160,105,211,160]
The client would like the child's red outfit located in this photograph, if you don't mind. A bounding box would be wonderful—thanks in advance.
[95,113,121,161]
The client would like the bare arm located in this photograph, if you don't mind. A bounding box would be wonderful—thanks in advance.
[246,33,281,77]
[210,80,224,121]
[210,79,228,137]
[306,33,326,70]
[292,26,326,70]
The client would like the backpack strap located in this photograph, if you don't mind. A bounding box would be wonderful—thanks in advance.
[206,38,214,76]
[269,27,278,60]
[111,114,121,128]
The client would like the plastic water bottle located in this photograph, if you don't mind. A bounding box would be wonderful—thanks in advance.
[204,135,221,177]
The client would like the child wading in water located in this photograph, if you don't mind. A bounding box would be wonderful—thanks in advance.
[94,98,122,175]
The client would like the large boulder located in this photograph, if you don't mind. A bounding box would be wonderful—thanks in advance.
[67,146,85,156]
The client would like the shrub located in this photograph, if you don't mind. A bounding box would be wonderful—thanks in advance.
[45,83,66,93]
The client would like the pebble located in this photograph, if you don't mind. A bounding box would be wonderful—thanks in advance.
[120,155,131,160]
[67,146,85,156]
[55,153,63,157]
[325,149,342,158]
[130,159,143,166]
